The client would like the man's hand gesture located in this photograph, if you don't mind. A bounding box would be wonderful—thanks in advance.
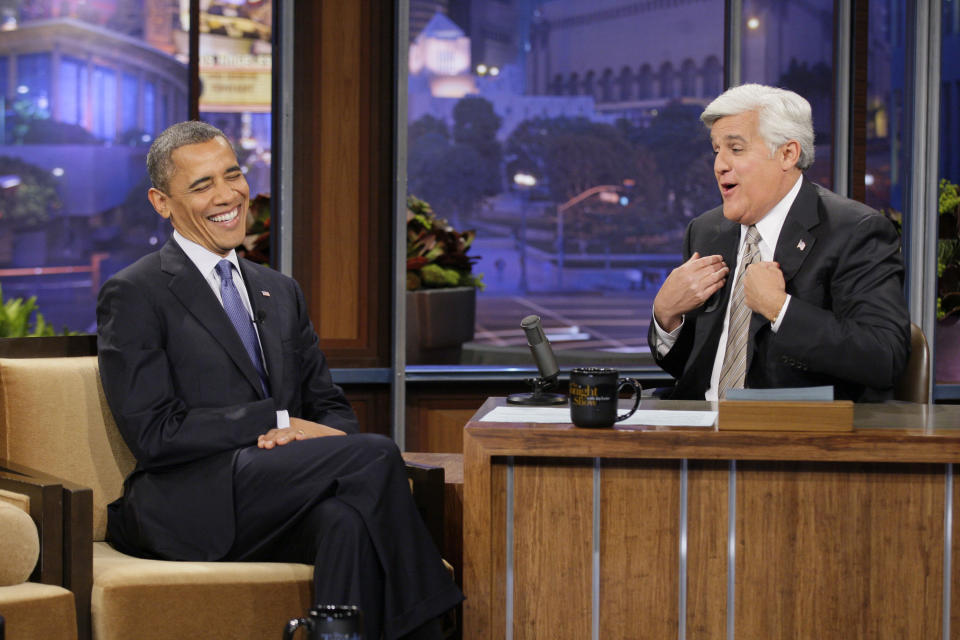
[744,261,788,322]
[258,417,346,449]
[653,253,729,331]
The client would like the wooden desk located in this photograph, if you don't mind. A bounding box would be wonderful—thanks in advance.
[463,398,960,640]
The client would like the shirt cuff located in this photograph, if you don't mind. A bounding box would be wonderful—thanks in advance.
[652,307,684,357]
[770,294,792,332]
[276,410,290,430]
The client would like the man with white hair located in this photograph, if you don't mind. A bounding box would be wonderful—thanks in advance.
[648,84,910,401]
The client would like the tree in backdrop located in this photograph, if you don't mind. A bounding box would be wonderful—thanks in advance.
[505,116,635,203]
[0,156,62,229]
[625,104,718,220]
[777,59,833,144]
[452,96,503,196]
[775,58,835,186]
[407,113,488,226]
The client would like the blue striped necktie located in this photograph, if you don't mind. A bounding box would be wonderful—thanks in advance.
[215,259,269,396]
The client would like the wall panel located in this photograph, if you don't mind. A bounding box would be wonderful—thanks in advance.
[292,0,393,367]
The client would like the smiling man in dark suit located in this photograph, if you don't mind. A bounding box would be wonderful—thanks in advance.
[648,84,910,402]
[97,121,461,640]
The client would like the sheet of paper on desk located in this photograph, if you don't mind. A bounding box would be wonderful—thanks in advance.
[480,406,718,427]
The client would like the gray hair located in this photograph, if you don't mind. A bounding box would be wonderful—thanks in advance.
[147,121,231,193]
[701,84,815,170]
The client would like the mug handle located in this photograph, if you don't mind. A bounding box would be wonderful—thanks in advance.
[615,378,642,422]
[283,617,315,640]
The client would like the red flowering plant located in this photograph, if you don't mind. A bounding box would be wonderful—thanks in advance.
[238,193,271,266]
[406,195,484,291]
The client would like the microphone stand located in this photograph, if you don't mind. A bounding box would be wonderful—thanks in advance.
[507,374,567,406]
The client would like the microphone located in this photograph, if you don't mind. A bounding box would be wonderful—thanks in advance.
[255,309,267,324]
[521,315,559,382]
[508,315,566,406]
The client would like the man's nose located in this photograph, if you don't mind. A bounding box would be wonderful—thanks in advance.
[714,152,730,174]
[212,179,234,203]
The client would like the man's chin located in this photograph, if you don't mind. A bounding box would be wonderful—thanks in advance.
[721,206,743,223]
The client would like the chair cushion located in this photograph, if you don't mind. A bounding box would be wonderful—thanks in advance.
[0,581,77,640]
[92,542,313,640]
[0,500,39,586]
[0,357,135,541]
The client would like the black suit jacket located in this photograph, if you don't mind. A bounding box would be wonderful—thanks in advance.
[648,179,910,402]
[97,238,358,560]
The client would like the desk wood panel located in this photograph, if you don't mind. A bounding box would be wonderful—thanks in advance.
[513,458,593,640]
[463,432,493,638]
[952,464,960,640]
[686,460,729,640]
[463,400,960,639]
[599,460,680,638]
[735,462,943,639]
[491,460,507,640]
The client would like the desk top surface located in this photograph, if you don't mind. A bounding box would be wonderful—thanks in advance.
[463,398,960,464]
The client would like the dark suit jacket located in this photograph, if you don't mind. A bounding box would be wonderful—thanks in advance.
[648,179,910,402]
[97,238,358,560]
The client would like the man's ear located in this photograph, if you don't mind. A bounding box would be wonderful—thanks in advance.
[148,188,171,219]
[780,140,801,170]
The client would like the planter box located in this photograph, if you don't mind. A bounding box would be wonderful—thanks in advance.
[0,335,97,357]
[406,287,477,365]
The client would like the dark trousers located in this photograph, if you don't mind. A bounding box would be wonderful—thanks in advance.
[226,433,461,640]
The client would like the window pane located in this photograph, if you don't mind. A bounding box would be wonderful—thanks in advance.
[92,66,117,139]
[143,81,156,135]
[0,2,188,334]
[122,72,139,133]
[16,52,51,113]
[864,0,910,218]
[405,0,725,366]
[197,1,273,216]
[0,56,7,100]
[936,0,960,385]
[58,56,85,125]
[740,0,835,189]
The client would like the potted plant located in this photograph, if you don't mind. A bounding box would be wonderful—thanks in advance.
[238,193,271,266]
[0,284,61,338]
[406,195,484,364]
[936,179,960,382]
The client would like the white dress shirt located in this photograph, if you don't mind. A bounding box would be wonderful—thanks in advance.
[173,231,289,428]
[653,175,803,401]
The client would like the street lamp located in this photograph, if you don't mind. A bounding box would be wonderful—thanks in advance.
[513,172,537,294]
[554,184,629,288]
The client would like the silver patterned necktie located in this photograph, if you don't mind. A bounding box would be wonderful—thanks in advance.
[215,260,269,396]
[717,225,761,399]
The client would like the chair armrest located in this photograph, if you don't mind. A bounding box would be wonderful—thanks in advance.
[403,462,445,554]
[0,459,93,640]
[0,461,63,586]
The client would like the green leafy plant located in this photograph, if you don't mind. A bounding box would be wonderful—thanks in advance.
[0,284,60,337]
[939,179,960,320]
[406,195,484,291]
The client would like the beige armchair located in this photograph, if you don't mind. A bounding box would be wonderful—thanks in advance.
[0,487,77,640]
[0,356,313,640]
[0,355,449,640]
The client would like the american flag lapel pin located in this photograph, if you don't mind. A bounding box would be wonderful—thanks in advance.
[797,240,806,251]
[261,290,271,297]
